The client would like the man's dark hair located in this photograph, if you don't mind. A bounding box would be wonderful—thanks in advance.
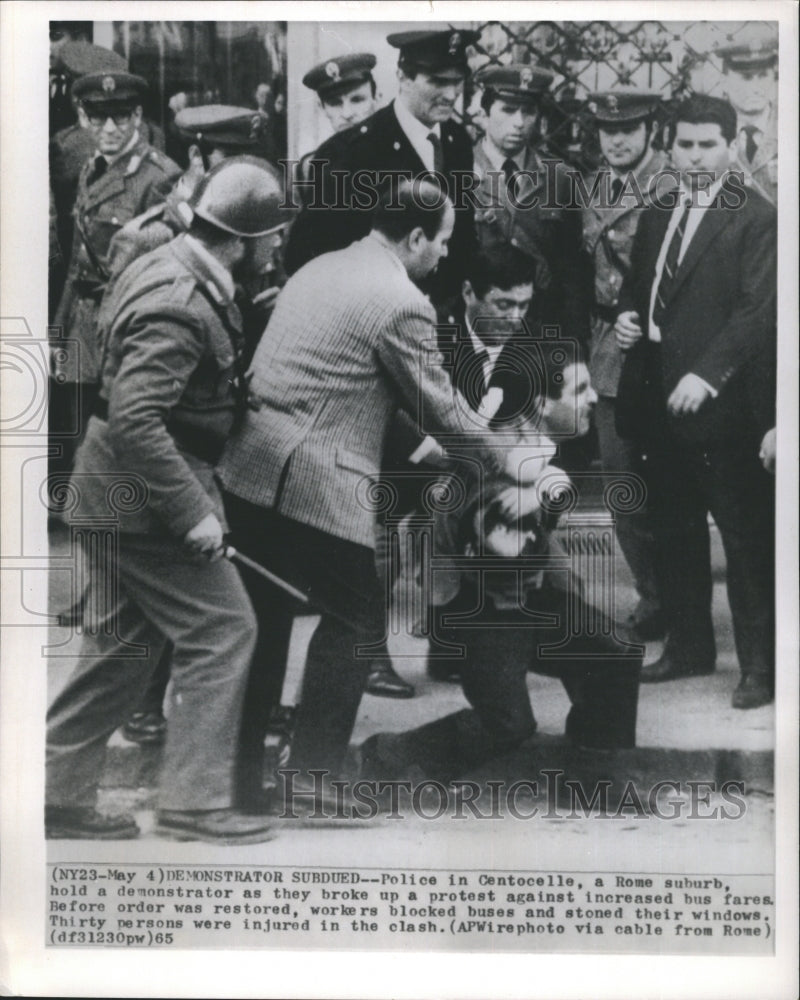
[465,245,536,299]
[372,177,451,241]
[669,94,738,145]
[321,76,377,105]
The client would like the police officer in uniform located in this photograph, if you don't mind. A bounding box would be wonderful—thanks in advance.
[582,89,668,641]
[46,159,284,844]
[52,70,181,469]
[284,28,480,308]
[717,38,778,206]
[302,52,378,139]
[471,64,591,348]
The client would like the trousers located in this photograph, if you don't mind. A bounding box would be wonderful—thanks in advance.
[46,532,256,811]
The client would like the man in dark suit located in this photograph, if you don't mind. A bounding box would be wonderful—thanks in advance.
[614,95,776,709]
[283,28,479,308]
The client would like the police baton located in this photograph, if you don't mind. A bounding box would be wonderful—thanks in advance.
[223,546,310,606]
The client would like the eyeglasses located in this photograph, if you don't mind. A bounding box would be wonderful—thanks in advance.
[86,111,134,127]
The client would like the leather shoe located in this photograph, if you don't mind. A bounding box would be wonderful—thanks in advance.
[157,808,274,844]
[640,653,714,683]
[46,805,139,840]
[123,710,167,745]
[731,675,773,710]
[365,662,414,699]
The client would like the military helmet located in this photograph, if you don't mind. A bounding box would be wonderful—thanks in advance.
[190,156,290,237]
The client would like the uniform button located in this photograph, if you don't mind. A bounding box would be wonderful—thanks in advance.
[111,217,119,225]
[362,125,368,133]
[608,229,615,238]
[609,275,617,284]
[511,237,518,246]
[392,140,400,149]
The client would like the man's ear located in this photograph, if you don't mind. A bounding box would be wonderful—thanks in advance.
[406,225,425,253]
[132,105,144,127]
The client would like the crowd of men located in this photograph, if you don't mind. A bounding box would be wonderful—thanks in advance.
[46,27,778,843]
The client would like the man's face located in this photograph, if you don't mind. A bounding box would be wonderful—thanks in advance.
[598,120,649,170]
[542,362,597,437]
[322,80,376,132]
[399,67,465,127]
[463,281,534,345]
[407,202,455,280]
[485,98,538,157]
[671,121,734,189]
[86,105,142,157]
[233,228,286,287]
[724,66,777,116]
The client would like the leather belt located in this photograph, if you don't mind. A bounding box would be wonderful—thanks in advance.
[91,397,225,465]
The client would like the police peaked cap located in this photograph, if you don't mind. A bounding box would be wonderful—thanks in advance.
[474,63,554,102]
[586,89,661,124]
[715,38,778,72]
[302,53,377,97]
[72,71,148,110]
[175,105,269,149]
[55,40,128,78]
[386,28,481,72]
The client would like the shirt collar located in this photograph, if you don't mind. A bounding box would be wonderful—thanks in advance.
[394,97,440,146]
[610,145,655,182]
[482,136,522,172]
[466,315,503,367]
[183,233,236,302]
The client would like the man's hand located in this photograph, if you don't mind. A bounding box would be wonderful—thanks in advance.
[501,445,555,485]
[614,310,643,351]
[759,427,776,474]
[183,513,225,561]
[494,483,542,522]
[667,373,712,416]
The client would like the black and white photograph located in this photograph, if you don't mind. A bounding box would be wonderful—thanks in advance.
[0,1,797,997]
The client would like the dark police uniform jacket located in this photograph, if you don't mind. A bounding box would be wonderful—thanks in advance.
[71,234,247,537]
[53,133,180,383]
[283,101,475,306]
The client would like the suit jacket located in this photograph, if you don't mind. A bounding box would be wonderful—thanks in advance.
[472,141,591,346]
[283,101,475,304]
[72,235,245,537]
[54,134,181,382]
[616,176,777,446]
[219,236,506,549]
[582,149,669,396]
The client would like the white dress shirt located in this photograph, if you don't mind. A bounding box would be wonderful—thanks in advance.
[393,98,441,173]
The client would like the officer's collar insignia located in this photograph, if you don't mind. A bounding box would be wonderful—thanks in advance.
[521,67,534,88]
[250,113,264,139]
[448,32,461,55]
[325,61,341,82]
[102,75,116,93]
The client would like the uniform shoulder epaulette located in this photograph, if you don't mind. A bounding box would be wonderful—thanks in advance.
[167,272,199,307]
[146,147,181,175]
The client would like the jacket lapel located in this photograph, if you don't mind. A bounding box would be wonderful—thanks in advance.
[81,135,148,211]
[385,102,426,175]
[661,188,735,308]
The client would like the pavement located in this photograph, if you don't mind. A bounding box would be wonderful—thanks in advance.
[45,515,774,801]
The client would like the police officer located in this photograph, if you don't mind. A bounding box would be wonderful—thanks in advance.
[46,159,284,844]
[471,63,591,348]
[302,52,378,137]
[52,70,181,468]
[582,89,668,641]
[284,27,480,308]
[717,38,778,206]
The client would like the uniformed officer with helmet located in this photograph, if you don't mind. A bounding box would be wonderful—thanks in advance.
[46,158,286,845]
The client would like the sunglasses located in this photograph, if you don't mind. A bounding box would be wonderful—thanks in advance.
[86,110,135,127]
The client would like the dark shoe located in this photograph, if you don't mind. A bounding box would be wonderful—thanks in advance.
[123,710,167,745]
[46,805,139,840]
[640,653,715,684]
[731,675,774,710]
[625,607,666,642]
[426,656,461,683]
[365,662,414,699]
[156,808,274,844]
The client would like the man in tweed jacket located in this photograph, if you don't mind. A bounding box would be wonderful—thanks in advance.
[220,180,522,806]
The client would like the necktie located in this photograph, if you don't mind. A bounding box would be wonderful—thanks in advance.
[502,158,518,196]
[653,200,690,327]
[427,131,444,174]
[88,155,108,186]
[610,178,623,204]
[741,125,760,164]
